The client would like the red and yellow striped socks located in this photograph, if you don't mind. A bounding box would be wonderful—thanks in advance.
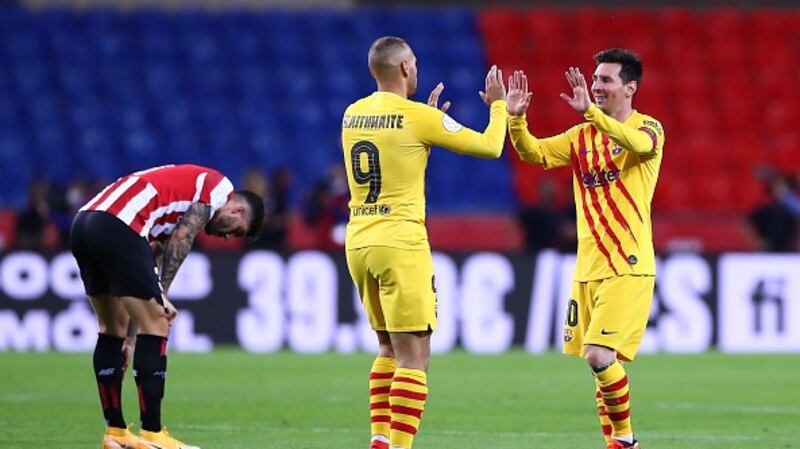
[595,361,634,443]
[595,382,614,445]
[369,356,396,442]
[389,368,428,449]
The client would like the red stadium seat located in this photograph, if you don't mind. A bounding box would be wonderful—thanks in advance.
[0,211,16,249]
[657,9,702,35]
[737,175,768,212]
[703,8,744,39]
[521,8,563,40]
[687,138,730,171]
[693,170,735,212]
[775,133,800,173]
[707,37,746,68]
[480,6,789,220]
[608,8,655,27]
[764,100,799,132]
[654,179,691,213]
[752,38,793,66]
[728,133,765,171]
[747,10,790,38]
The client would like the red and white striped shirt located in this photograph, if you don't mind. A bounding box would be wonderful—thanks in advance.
[80,164,234,242]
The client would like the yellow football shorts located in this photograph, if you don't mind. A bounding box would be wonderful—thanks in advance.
[346,246,437,333]
[562,275,655,361]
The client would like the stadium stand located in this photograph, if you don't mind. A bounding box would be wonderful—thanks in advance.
[0,6,512,212]
[0,5,797,251]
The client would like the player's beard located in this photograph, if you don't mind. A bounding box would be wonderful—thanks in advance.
[408,76,417,97]
[205,214,233,235]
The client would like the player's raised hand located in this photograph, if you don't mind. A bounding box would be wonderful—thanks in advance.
[479,65,506,106]
[559,67,592,113]
[506,70,533,116]
[427,82,451,113]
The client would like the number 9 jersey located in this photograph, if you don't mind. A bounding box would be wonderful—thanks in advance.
[342,91,507,250]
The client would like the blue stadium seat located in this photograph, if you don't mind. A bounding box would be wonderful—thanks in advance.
[0,6,514,211]
[0,132,34,206]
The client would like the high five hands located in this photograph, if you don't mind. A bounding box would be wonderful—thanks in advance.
[506,70,533,116]
[479,65,506,106]
[427,82,451,113]
[559,67,592,113]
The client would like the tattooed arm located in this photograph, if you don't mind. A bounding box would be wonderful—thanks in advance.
[160,202,211,293]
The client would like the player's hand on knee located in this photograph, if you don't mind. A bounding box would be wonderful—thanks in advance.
[162,296,178,324]
[121,336,135,373]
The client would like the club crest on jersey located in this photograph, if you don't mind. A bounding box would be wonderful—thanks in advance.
[611,146,623,155]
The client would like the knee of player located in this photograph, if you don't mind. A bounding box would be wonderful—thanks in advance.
[584,345,616,370]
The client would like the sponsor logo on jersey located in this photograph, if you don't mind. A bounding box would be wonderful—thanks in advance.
[581,169,621,188]
[351,204,391,217]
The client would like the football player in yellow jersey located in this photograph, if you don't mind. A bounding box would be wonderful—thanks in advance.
[506,49,664,449]
[342,36,507,449]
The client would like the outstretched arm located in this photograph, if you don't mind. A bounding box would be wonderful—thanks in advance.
[584,104,660,155]
[560,67,660,155]
[507,70,572,168]
[416,65,507,159]
[160,202,211,293]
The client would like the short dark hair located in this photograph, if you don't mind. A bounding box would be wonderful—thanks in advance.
[593,48,643,87]
[235,189,265,240]
[368,36,409,79]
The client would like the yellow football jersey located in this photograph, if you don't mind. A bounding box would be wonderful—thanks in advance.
[509,104,665,281]
[342,92,507,250]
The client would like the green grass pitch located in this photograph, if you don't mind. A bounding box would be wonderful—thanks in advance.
[1,350,798,448]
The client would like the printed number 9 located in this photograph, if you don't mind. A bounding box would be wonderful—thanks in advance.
[351,141,382,204]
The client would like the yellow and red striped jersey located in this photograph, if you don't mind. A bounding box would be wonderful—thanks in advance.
[509,104,664,281]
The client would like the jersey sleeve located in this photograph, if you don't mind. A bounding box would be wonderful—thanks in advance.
[412,100,507,159]
[508,114,573,168]
[199,170,234,216]
[584,104,664,155]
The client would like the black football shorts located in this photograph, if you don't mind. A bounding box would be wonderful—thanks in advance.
[70,211,163,301]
